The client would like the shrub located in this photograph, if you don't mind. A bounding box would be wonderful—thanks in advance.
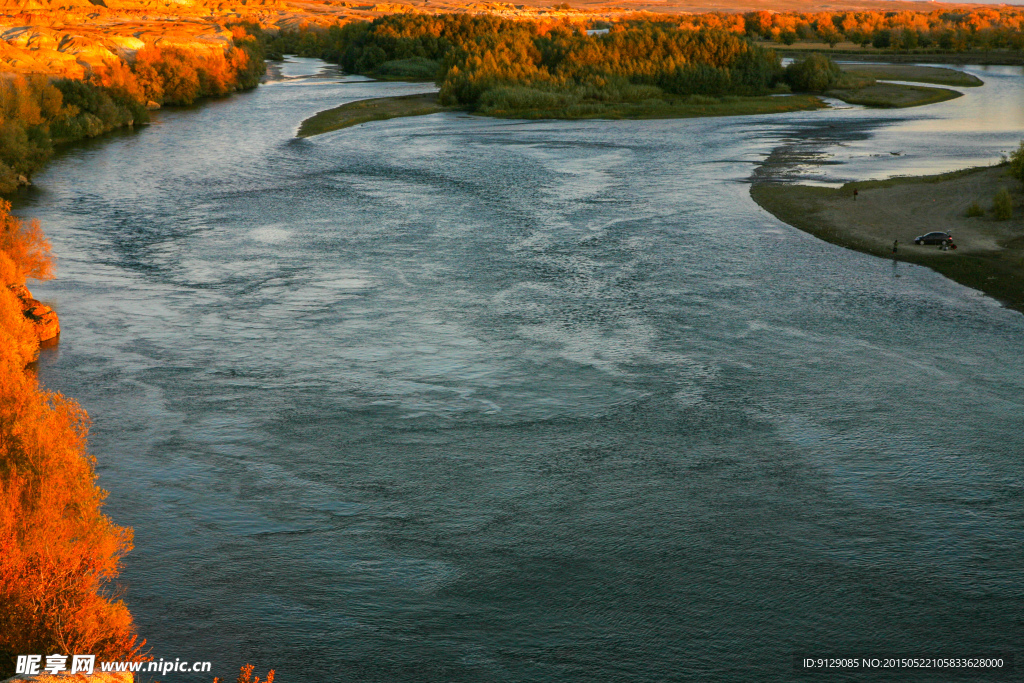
[784,54,842,92]
[478,86,568,113]
[992,187,1013,220]
[1008,140,1024,186]
[213,664,275,683]
[0,199,51,282]
[965,200,984,217]
[0,252,37,367]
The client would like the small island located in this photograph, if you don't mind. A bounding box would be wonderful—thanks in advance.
[297,64,974,137]
[298,92,455,137]
[296,90,830,137]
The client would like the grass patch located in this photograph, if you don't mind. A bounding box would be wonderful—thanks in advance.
[966,200,985,217]
[297,92,452,137]
[477,93,827,120]
[826,82,962,107]
[833,72,875,89]
[839,64,982,87]
[368,57,441,81]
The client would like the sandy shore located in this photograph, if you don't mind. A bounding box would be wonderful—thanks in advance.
[751,165,1024,313]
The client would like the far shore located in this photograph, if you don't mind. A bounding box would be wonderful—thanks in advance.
[297,63,978,138]
[751,165,1024,313]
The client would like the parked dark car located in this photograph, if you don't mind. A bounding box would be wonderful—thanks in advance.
[915,231,953,245]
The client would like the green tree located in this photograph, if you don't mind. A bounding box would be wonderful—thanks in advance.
[819,27,842,47]
[992,187,1013,220]
[1008,140,1024,186]
[784,54,842,92]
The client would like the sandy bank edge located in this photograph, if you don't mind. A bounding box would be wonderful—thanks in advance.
[750,165,1024,314]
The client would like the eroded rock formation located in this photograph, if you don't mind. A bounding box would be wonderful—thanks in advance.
[9,282,59,341]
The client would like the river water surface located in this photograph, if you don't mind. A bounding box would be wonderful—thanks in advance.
[20,60,1024,682]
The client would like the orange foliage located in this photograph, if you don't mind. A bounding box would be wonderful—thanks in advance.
[90,60,149,105]
[133,45,255,105]
[0,201,142,677]
[0,252,37,368]
[0,200,53,283]
[213,663,275,683]
[0,75,58,128]
[674,7,1024,49]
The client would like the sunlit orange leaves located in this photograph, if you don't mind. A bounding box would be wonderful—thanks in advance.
[133,44,257,106]
[0,200,52,283]
[0,201,142,677]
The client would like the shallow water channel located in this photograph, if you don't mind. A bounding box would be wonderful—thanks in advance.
[20,59,1024,682]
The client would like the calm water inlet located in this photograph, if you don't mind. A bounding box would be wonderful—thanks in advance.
[20,60,1024,682]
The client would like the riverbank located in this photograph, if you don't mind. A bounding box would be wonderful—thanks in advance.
[751,164,1024,313]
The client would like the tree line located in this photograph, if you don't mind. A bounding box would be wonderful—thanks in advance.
[692,8,1024,51]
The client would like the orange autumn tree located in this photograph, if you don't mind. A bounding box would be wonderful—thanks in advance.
[0,201,142,676]
[132,44,261,106]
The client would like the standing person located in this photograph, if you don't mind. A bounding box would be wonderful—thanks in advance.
[854,189,859,201]
[892,239,898,254]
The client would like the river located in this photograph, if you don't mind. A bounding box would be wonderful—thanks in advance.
[19,59,1024,682]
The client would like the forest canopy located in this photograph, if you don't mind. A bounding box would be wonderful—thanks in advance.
[259,16,792,114]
